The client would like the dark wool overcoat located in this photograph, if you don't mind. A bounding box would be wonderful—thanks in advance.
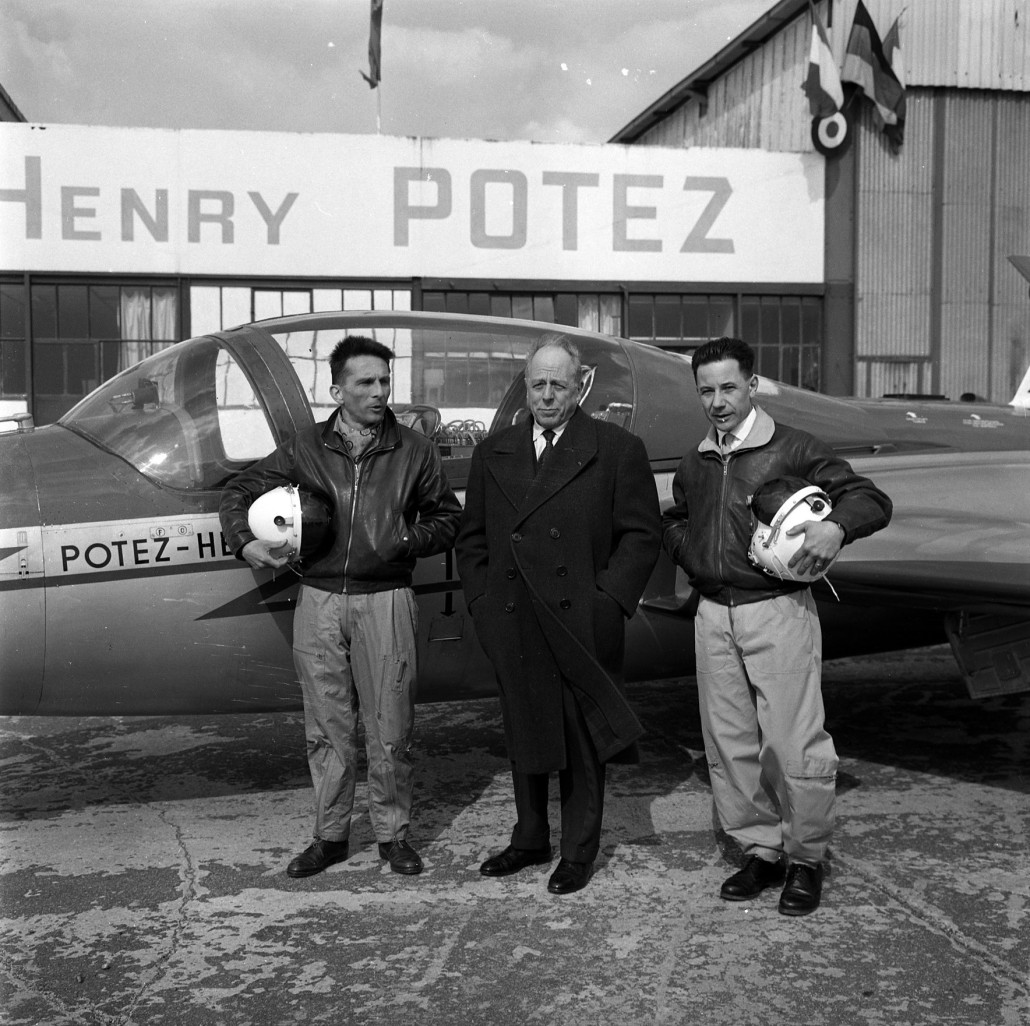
[455,408,661,775]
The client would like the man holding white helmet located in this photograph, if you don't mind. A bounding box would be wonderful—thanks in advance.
[662,337,891,915]
[220,336,461,880]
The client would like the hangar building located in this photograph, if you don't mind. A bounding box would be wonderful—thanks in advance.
[612,0,1030,402]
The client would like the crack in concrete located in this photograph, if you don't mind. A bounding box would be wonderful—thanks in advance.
[116,807,199,1025]
[838,851,1030,998]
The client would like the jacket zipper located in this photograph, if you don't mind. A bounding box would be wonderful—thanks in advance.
[717,453,733,606]
[341,458,363,593]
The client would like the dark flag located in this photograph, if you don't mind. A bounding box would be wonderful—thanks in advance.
[360,0,384,89]
[882,12,906,152]
[842,1,906,149]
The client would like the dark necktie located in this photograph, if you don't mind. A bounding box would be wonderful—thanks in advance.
[536,428,555,473]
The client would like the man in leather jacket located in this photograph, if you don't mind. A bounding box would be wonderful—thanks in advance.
[220,336,461,879]
[662,337,891,915]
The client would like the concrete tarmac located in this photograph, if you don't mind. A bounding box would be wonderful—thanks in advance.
[1,645,1028,1026]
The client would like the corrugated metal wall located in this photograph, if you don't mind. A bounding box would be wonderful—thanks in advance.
[856,89,1030,400]
[632,0,1030,401]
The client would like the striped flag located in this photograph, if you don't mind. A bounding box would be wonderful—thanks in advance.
[360,0,384,89]
[882,12,906,151]
[842,1,905,128]
[802,1,844,118]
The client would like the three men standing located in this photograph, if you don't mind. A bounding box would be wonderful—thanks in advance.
[220,336,461,879]
[662,337,892,915]
[456,335,661,895]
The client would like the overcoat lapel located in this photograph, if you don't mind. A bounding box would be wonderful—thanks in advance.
[484,422,536,510]
[515,409,597,526]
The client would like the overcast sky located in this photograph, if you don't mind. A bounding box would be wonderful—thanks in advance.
[2,0,774,144]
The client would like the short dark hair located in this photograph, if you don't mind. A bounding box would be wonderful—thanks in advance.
[330,336,395,384]
[691,337,755,381]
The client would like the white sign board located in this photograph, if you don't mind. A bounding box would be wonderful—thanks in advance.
[0,124,824,283]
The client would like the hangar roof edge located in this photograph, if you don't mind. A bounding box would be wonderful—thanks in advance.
[609,0,805,144]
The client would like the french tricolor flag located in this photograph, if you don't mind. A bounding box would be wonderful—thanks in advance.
[802,0,844,118]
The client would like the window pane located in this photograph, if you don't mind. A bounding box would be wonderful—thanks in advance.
[101,340,121,382]
[781,298,801,345]
[532,296,555,322]
[189,286,222,336]
[34,343,64,392]
[627,295,652,338]
[555,294,578,326]
[445,292,468,313]
[68,342,97,394]
[90,286,120,337]
[342,289,371,310]
[468,292,491,316]
[681,296,708,340]
[709,296,734,337]
[741,297,760,343]
[653,295,679,338]
[152,287,179,339]
[757,346,779,378]
[253,291,282,321]
[489,295,511,318]
[58,285,89,338]
[802,297,821,346]
[760,298,780,347]
[422,292,446,313]
[1,339,27,395]
[801,347,820,391]
[31,284,57,338]
[782,345,800,386]
[1,284,26,338]
[511,296,533,320]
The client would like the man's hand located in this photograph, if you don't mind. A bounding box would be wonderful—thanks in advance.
[240,539,294,570]
[785,520,844,576]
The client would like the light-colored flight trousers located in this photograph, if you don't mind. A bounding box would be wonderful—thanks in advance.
[695,589,838,865]
[292,585,419,845]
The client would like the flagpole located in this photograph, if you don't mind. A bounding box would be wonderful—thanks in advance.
[376,86,382,135]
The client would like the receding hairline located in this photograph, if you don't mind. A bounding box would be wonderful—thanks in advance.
[524,333,584,384]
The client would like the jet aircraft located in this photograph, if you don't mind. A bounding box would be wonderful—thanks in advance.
[1,309,1028,717]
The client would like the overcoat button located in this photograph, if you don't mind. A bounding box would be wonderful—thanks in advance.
[556,565,568,576]
[549,528,560,539]
[559,599,571,609]
[506,568,516,579]
[511,532,522,543]
[505,602,515,613]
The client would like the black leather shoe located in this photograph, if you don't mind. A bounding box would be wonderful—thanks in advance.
[480,845,553,877]
[547,858,593,895]
[378,839,424,875]
[778,862,824,916]
[720,854,786,901]
[286,838,349,878]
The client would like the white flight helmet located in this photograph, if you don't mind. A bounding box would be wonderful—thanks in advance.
[747,478,837,582]
[247,484,332,562]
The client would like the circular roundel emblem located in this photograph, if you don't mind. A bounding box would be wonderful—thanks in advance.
[811,112,852,157]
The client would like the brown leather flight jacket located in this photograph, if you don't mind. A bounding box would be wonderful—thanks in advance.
[219,408,461,594]
[662,406,892,606]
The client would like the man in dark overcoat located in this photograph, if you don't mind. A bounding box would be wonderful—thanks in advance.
[455,334,661,895]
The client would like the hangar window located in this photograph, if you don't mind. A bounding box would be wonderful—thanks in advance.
[27,281,180,424]
[741,296,822,392]
[628,293,734,348]
[630,292,822,391]
[0,281,28,404]
[188,284,412,335]
[422,290,622,337]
